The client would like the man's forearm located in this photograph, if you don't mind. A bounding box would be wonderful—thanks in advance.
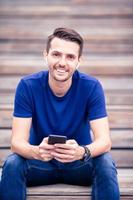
[11,140,41,160]
[87,138,111,157]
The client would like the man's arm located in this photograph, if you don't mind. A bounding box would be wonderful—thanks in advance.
[87,117,111,157]
[50,117,111,163]
[11,117,41,159]
[11,117,54,161]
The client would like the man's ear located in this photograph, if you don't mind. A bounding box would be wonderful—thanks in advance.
[76,57,81,69]
[76,62,79,69]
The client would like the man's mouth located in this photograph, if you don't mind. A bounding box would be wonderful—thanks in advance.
[56,69,67,74]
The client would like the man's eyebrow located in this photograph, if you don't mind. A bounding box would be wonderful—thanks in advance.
[51,50,61,53]
[51,50,76,57]
[67,53,76,57]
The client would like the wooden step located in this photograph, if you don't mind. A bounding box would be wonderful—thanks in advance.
[1,105,133,129]
[0,2,133,17]
[0,39,133,55]
[0,146,133,167]
[0,56,133,75]
[0,149,133,168]
[0,129,133,148]
[0,75,133,92]
[0,21,133,41]
[0,168,133,199]
[1,91,133,106]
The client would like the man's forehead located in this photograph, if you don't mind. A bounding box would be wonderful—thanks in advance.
[49,37,79,55]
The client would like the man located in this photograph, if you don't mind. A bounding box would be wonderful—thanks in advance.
[0,27,120,199]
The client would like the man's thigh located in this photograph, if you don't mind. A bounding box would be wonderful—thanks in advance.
[61,159,93,186]
[26,159,60,186]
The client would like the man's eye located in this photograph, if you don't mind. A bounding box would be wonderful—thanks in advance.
[52,53,60,57]
[67,55,75,60]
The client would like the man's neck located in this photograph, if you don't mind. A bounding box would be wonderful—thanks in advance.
[48,75,72,97]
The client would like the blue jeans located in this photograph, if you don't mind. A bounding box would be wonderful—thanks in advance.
[0,152,120,200]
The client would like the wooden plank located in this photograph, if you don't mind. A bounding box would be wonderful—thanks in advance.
[0,26,133,41]
[0,167,133,198]
[0,129,11,147]
[28,197,90,200]
[111,150,133,168]
[0,4,133,17]
[0,149,133,168]
[0,129,133,148]
[0,19,133,40]
[1,91,133,106]
[1,18,133,29]
[108,110,133,129]
[27,197,133,200]
[0,0,133,6]
[1,40,133,55]
[0,75,133,92]
[0,105,133,128]
[110,130,133,148]
[105,91,133,106]
[0,55,133,75]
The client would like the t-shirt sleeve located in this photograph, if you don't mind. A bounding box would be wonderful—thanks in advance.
[13,79,33,118]
[87,80,107,121]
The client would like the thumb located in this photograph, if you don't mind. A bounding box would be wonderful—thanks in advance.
[66,139,77,144]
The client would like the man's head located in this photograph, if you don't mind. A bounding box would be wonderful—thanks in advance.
[46,27,83,58]
[44,27,84,82]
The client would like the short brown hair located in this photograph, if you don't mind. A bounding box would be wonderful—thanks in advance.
[46,27,84,57]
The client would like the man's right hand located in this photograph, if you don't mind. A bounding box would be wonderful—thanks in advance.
[39,137,55,161]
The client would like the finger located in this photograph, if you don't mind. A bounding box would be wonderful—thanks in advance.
[54,157,74,163]
[40,153,53,159]
[39,143,55,150]
[54,148,75,156]
[42,137,49,143]
[43,157,53,162]
[66,139,77,144]
[39,148,50,155]
[54,143,76,150]
[52,152,74,160]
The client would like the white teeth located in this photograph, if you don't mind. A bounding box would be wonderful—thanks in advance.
[56,69,66,73]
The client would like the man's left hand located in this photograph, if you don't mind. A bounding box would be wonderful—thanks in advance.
[51,139,84,163]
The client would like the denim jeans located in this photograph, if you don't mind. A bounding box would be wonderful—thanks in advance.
[0,152,120,200]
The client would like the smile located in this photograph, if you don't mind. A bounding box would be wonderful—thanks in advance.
[56,69,66,73]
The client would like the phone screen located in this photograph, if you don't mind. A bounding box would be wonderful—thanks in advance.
[48,134,67,145]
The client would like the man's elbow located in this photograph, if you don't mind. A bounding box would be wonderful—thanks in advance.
[11,138,18,153]
[105,139,112,152]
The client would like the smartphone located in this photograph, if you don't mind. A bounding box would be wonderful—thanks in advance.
[48,134,67,145]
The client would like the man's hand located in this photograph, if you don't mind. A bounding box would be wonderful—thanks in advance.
[39,137,55,161]
[51,139,85,163]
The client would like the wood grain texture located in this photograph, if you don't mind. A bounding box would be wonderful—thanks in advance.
[0,168,132,198]
[0,75,133,92]
[0,129,133,148]
[0,149,133,168]
[1,106,133,128]
[1,91,133,105]
[0,57,133,75]
[0,2,133,17]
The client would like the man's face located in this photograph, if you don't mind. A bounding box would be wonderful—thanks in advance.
[46,37,80,82]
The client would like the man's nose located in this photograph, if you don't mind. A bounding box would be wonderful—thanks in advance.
[59,56,66,66]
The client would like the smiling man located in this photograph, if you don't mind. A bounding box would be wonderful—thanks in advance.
[0,28,120,200]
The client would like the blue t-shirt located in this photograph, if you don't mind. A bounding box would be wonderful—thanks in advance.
[13,70,107,145]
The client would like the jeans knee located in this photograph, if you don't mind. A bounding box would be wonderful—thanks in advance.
[92,152,117,176]
[2,153,26,176]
